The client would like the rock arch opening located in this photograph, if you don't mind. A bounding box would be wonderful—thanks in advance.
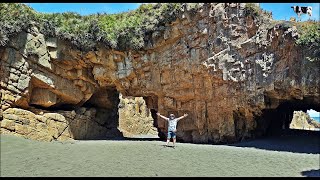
[67,86,123,140]
[117,94,159,139]
[228,98,320,154]
[256,97,320,137]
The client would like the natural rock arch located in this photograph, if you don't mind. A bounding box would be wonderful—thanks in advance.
[1,3,319,143]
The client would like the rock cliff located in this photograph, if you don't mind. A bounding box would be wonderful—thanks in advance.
[1,3,319,143]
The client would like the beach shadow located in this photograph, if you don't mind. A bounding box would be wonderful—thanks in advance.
[122,137,161,141]
[76,135,162,142]
[226,131,320,154]
[159,144,175,148]
[301,169,320,177]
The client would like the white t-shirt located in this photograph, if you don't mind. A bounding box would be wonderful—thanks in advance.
[168,118,178,131]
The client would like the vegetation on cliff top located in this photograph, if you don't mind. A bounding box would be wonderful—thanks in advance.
[296,22,320,61]
[244,3,260,17]
[0,3,318,54]
[281,20,320,61]
[0,3,201,51]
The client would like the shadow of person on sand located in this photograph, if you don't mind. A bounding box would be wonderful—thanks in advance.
[301,169,320,177]
[159,144,175,149]
[226,133,320,154]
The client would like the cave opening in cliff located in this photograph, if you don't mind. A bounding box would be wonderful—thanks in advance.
[78,90,162,140]
[79,86,123,140]
[117,94,160,140]
[257,98,320,138]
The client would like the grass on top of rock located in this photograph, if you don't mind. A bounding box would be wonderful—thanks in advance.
[244,3,272,19]
[1,3,318,55]
[295,21,320,46]
[0,3,202,51]
[295,21,320,61]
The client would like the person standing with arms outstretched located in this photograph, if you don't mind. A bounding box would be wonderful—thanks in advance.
[156,112,188,148]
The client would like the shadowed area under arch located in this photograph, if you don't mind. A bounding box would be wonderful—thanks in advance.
[301,169,320,177]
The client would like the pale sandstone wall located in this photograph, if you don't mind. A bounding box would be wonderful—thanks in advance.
[118,94,158,137]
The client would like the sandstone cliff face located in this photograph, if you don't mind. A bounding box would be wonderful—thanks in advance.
[0,107,119,141]
[1,3,319,143]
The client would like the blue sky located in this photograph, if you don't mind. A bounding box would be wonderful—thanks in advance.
[26,3,143,15]
[26,3,319,21]
[260,3,319,21]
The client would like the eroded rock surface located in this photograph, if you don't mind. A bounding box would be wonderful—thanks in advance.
[1,3,319,143]
[0,107,121,141]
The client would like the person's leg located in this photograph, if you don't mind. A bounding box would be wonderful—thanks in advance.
[172,132,176,147]
[166,138,170,146]
[166,131,171,146]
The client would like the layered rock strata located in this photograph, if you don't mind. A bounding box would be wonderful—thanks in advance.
[1,3,319,143]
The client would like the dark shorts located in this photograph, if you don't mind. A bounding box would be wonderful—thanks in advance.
[167,131,176,139]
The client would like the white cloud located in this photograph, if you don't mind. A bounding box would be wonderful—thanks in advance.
[307,109,320,117]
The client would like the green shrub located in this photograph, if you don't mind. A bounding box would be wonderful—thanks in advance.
[296,21,320,61]
[244,3,261,17]
[0,3,37,46]
[0,3,203,51]
[296,22,320,46]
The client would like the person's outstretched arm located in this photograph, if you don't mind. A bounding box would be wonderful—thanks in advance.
[176,113,188,121]
[156,113,169,121]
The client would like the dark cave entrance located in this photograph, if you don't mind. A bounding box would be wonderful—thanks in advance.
[50,87,164,141]
[230,98,320,154]
[78,86,123,140]
[150,108,166,140]
[255,97,320,138]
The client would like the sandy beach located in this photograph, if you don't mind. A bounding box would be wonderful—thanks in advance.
[0,134,319,177]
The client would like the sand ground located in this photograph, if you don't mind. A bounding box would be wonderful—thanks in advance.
[0,134,319,177]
